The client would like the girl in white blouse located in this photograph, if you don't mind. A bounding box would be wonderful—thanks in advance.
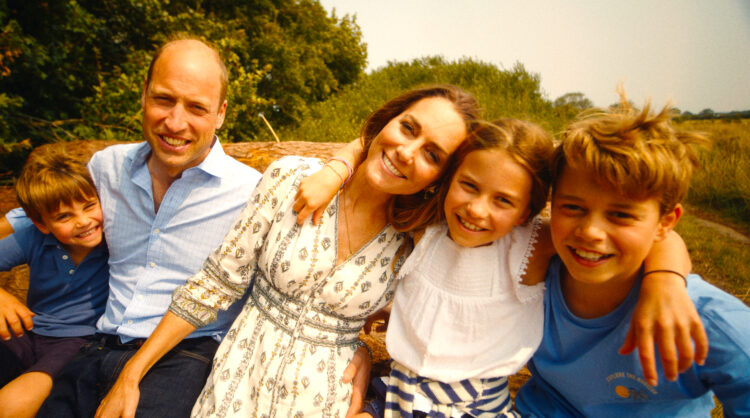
[369,119,554,417]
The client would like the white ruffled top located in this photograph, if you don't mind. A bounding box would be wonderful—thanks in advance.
[386,217,546,382]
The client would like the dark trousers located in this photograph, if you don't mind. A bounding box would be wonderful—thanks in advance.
[37,334,218,418]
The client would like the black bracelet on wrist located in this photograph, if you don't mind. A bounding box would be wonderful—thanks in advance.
[642,269,687,286]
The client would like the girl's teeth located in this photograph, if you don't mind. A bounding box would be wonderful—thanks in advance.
[458,216,483,231]
[383,155,405,178]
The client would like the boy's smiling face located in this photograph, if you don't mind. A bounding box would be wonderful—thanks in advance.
[33,196,104,255]
[550,165,679,286]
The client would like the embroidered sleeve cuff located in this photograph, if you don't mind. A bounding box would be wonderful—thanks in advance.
[169,289,219,328]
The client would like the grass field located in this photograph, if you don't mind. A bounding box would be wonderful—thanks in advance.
[682,119,750,233]
[673,119,750,305]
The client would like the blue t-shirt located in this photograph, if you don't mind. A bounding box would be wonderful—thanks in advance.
[0,213,109,337]
[515,257,750,417]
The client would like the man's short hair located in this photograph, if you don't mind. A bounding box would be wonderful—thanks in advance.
[145,34,228,106]
[15,147,98,223]
[551,89,709,214]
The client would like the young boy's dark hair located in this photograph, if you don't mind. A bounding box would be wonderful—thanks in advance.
[15,147,98,225]
[515,92,750,417]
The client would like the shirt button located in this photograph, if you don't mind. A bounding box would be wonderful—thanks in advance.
[68,269,75,275]
[138,295,144,300]
[128,320,133,325]
[150,262,156,267]
[154,228,160,234]
[62,255,69,260]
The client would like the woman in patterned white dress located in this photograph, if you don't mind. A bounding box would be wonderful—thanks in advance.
[95,85,481,417]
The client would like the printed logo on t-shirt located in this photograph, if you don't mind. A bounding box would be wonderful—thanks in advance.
[606,371,658,402]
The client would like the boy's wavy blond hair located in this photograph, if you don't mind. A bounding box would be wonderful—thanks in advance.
[551,88,709,215]
[15,147,98,224]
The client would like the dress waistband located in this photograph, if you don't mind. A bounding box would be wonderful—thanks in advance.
[250,273,364,348]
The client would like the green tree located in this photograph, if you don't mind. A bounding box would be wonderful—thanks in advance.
[552,91,593,120]
[699,108,715,119]
[0,0,367,169]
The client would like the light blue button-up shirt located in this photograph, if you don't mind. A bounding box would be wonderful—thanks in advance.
[89,141,261,341]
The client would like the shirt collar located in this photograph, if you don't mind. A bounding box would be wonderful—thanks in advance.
[128,136,229,180]
[42,232,63,248]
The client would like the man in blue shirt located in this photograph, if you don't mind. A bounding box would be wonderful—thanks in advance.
[33,36,263,417]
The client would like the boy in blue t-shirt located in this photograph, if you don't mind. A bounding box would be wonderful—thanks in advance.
[515,94,750,417]
[0,147,109,417]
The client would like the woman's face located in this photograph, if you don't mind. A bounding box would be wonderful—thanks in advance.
[362,97,467,196]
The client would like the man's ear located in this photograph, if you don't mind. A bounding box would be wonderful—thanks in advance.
[215,100,227,129]
[655,203,683,241]
[31,219,51,235]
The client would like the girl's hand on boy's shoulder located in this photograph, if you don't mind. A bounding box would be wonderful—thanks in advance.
[0,287,34,340]
[620,272,708,387]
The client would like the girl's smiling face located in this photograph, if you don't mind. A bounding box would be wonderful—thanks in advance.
[443,148,532,248]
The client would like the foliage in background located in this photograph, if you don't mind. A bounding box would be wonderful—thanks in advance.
[275,56,582,143]
[675,214,749,304]
[0,0,367,174]
[681,119,750,232]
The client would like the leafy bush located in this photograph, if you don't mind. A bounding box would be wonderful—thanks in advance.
[277,56,572,143]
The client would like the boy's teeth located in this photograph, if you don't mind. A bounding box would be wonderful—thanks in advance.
[162,136,187,146]
[77,227,97,238]
[383,155,405,178]
[458,216,483,231]
[573,248,607,261]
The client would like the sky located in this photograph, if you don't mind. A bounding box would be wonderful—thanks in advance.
[319,0,750,113]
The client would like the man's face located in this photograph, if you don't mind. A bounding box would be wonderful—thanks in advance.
[141,41,227,178]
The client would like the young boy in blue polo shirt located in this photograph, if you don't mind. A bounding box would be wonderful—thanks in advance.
[515,95,750,417]
[0,148,109,418]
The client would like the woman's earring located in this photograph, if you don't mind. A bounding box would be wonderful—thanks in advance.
[423,184,437,199]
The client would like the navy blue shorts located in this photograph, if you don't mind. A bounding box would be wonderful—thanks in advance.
[0,331,88,384]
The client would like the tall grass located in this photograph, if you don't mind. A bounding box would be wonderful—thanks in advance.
[681,119,750,233]
[675,213,749,303]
